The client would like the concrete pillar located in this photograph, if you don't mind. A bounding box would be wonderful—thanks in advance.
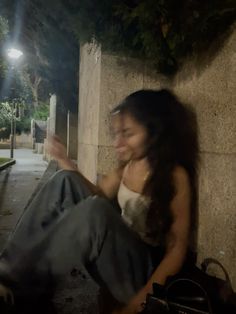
[37,143,44,154]
[78,43,146,182]
[67,111,78,160]
[45,94,67,161]
[78,44,101,183]
[48,94,57,135]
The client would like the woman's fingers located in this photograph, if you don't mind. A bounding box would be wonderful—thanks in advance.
[46,135,67,161]
[8,289,14,305]
[0,283,14,305]
[48,134,61,144]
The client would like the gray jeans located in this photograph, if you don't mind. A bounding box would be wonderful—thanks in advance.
[0,170,156,304]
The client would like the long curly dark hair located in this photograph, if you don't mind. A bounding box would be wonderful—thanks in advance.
[111,89,199,246]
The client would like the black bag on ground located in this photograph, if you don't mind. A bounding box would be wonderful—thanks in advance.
[141,258,236,314]
[187,258,236,313]
[142,279,212,314]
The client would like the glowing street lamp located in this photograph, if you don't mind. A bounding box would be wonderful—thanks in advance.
[7,48,23,60]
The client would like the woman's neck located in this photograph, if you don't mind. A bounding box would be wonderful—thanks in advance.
[129,156,149,167]
[129,157,151,178]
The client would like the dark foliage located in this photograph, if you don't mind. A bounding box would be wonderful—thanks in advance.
[1,0,235,95]
[69,0,236,74]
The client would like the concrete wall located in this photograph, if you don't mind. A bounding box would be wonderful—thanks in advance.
[170,30,236,283]
[15,132,32,148]
[78,27,236,285]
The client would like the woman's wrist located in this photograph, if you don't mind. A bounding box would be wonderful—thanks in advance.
[57,157,77,171]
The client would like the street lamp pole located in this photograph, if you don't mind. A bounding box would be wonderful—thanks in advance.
[10,104,14,158]
[6,48,23,159]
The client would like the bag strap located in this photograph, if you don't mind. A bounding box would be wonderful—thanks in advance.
[166,278,213,314]
[201,258,232,288]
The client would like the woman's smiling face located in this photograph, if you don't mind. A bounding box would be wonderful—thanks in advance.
[111,113,148,162]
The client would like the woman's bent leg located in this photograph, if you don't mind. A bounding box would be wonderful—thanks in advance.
[86,198,154,304]
[0,170,92,296]
[0,175,153,304]
[33,196,153,304]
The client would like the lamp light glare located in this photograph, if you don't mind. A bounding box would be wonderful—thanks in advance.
[7,48,23,59]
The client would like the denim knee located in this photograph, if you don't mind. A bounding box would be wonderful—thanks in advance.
[50,169,79,183]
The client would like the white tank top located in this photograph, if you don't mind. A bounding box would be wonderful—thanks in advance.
[117,177,160,245]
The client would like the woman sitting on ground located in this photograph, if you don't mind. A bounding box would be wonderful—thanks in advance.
[0,89,199,314]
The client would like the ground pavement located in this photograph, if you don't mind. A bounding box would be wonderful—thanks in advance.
[0,148,48,248]
[0,148,99,313]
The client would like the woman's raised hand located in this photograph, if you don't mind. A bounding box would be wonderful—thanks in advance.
[46,135,68,162]
[46,135,77,170]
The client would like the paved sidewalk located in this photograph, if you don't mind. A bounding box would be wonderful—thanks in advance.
[0,148,48,249]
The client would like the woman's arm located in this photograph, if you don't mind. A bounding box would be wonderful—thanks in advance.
[147,166,191,285]
[47,135,122,198]
[46,135,78,171]
[115,166,191,314]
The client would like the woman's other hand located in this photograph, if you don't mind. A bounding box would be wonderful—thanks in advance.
[0,283,14,305]
[46,135,67,162]
[112,285,150,314]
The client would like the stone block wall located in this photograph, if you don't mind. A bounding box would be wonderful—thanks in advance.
[169,30,235,283]
[78,43,101,182]
[78,27,236,286]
